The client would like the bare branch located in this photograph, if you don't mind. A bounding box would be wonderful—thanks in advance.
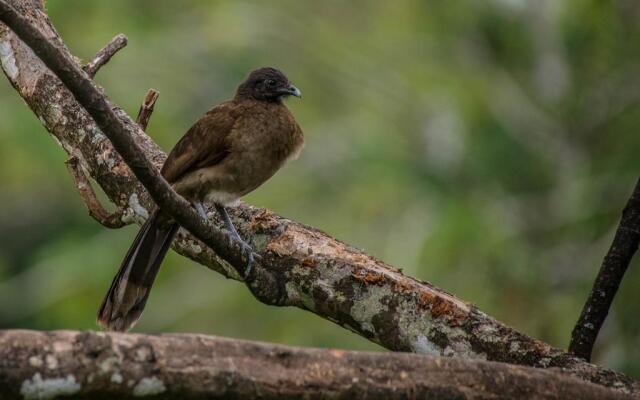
[65,156,127,229]
[82,33,127,78]
[136,88,159,130]
[0,330,632,400]
[0,0,638,394]
[570,178,640,360]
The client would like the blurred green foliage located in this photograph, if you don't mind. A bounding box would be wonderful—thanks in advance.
[1,0,639,377]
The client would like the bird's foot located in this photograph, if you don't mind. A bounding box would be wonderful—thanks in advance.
[194,202,208,220]
[214,203,253,279]
[227,229,253,279]
[239,240,254,280]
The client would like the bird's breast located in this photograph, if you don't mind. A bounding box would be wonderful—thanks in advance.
[178,102,303,203]
[233,103,303,167]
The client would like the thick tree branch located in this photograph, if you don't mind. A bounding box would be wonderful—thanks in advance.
[82,33,127,78]
[0,1,638,395]
[570,178,640,360]
[0,330,632,400]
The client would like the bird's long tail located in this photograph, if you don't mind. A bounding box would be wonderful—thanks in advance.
[97,209,178,332]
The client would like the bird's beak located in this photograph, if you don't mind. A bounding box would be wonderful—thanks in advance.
[284,84,302,98]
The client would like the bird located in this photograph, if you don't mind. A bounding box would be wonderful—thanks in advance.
[97,67,304,332]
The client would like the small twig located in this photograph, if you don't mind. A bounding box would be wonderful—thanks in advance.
[83,33,127,78]
[570,178,640,361]
[65,156,127,229]
[136,89,159,130]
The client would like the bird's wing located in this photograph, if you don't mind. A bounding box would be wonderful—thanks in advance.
[161,101,238,183]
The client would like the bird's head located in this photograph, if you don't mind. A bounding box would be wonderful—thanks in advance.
[236,67,302,102]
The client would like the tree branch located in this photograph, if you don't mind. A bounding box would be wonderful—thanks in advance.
[570,178,640,360]
[135,88,159,130]
[0,330,632,400]
[63,89,161,229]
[0,0,257,282]
[65,156,128,229]
[82,33,127,78]
[0,0,638,394]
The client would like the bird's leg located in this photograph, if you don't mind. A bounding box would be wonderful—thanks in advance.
[214,203,240,239]
[214,203,253,279]
[194,202,208,220]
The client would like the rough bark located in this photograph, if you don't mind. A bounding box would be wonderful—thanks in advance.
[0,0,638,395]
[0,330,633,400]
[570,178,640,361]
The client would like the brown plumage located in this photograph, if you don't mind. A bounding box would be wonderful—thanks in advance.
[97,67,303,332]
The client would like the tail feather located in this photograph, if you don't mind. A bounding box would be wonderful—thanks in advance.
[97,209,178,332]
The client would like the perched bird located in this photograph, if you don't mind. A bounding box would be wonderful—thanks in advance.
[97,67,304,332]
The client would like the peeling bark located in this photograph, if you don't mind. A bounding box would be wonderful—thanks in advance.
[0,0,638,395]
[0,330,633,400]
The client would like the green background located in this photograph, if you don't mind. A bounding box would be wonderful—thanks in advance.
[1,0,639,377]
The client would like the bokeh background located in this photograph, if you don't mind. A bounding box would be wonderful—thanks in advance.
[1,0,639,377]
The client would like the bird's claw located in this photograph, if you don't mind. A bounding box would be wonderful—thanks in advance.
[230,231,253,280]
[214,204,254,280]
[230,238,253,280]
[240,241,254,280]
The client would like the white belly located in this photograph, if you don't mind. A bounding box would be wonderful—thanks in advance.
[205,190,240,206]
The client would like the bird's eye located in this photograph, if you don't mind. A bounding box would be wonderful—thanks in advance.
[266,79,277,86]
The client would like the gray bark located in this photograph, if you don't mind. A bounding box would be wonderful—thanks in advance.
[0,0,638,395]
[0,330,633,400]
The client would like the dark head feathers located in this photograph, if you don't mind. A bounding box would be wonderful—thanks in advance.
[236,67,302,102]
